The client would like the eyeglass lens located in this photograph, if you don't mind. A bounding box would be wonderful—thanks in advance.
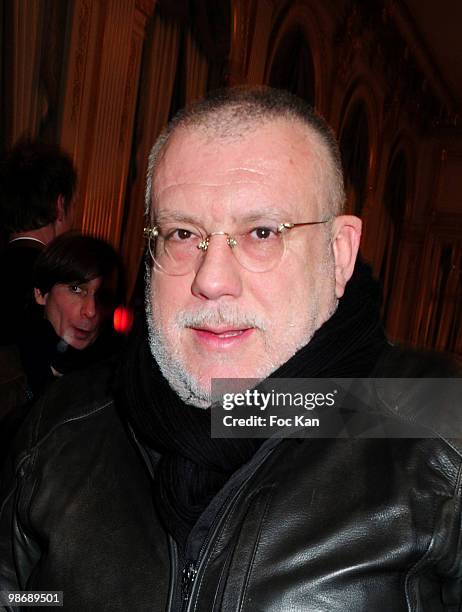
[148,222,285,274]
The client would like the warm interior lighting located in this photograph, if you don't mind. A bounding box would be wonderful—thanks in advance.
[113,305,134,334]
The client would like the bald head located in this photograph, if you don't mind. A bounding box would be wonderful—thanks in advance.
[145,86,345,222]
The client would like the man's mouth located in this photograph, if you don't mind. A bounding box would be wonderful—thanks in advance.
[73,326,95,339]
[190,326,254,347]
[215,330,244,338]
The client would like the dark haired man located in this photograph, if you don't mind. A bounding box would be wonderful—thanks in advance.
[0,140,76,344]
[22,232,123,395]
[0,232,123,464]
[0,88,461,611]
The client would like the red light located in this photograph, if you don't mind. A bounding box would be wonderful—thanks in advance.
[113,306,134,334]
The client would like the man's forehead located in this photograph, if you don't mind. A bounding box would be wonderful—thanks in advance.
[152,119,320,193]
[148,117,331,224]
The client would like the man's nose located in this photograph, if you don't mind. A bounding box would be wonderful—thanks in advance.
[191,235,242,301]
[81,295,97,318]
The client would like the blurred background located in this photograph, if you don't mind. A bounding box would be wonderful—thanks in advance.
[1,0,461,360]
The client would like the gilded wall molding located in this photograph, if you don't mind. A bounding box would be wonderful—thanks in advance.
[60,0,148,248]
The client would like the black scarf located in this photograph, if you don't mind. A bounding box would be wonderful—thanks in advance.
[118,260,386,548]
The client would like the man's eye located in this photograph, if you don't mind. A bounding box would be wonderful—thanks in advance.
[165,228,197,241]
[69,285,82,294]
[250,227,277,240]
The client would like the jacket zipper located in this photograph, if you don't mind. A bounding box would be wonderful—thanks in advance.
[180,442,281,611]
[167,539,199,612]
[179,486,250,611]
[130,429,282,611]
[181,561,198,610]
[178,505,228,612]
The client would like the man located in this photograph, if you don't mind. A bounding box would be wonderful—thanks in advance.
[0,88,460,611]
[26,232,124,392]
[0,232,124,465]
[0,140,76,344]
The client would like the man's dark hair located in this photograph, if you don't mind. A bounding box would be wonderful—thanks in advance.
[33,232,125,305]
[0,139,77,232]
[146,86,345,217]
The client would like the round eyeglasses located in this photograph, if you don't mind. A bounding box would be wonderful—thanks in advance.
[143,218,331,275]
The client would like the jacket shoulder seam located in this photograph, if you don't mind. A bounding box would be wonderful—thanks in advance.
[25,399,114,474]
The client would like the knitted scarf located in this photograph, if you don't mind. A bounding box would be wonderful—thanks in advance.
[118,260,386,548]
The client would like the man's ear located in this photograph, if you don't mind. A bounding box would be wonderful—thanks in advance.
[34,288,47,306]
[331,215,362,298]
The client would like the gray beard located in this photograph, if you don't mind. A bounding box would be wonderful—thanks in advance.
[145,269,211,408]
[145,261,338,409]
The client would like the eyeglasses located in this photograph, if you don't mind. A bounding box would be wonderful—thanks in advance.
[143,218,331,275]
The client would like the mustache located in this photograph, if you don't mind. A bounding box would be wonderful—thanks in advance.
[175,304,267,331]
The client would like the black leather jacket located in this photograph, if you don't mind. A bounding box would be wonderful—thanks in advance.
[0,347,461,611]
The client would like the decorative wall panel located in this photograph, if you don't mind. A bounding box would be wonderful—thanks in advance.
[121,13,181,293]
[60,1,149,248]
[6,0,44,144]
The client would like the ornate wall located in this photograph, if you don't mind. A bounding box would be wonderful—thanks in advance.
[1,0,461,358]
